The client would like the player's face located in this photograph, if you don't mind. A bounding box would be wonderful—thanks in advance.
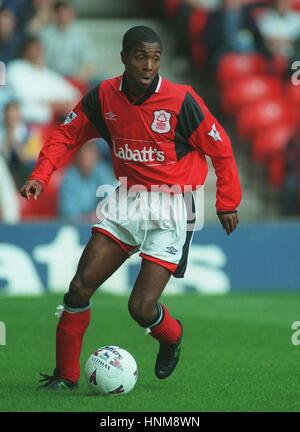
[121,42,161,96]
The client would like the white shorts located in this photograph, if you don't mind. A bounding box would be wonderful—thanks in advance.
[93,185,198,277]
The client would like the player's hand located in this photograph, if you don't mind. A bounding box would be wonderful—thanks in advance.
[20,179,44,200]
[217,211,239,236]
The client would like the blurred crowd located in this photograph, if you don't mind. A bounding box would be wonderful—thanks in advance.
[0,0,115,223]
[142,0,300,216]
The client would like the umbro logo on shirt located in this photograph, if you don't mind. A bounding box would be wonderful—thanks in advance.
[105,112,117,120]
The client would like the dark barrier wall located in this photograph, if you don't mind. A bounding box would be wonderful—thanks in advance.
[0,222,299,295]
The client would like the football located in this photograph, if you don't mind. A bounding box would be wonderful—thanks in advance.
[84,345,138,396]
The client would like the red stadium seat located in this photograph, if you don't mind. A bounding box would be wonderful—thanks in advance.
[163,0,181,18]
[253,123,297,187]
[236,98,296,139]
[217,53,270,86]
[252,123,295,163]
[188,8,208,69]
[20,169,65,220]
[267,150,286,187]
[291,0,300,11]
[221,75,283,116]
[285,82,300,121]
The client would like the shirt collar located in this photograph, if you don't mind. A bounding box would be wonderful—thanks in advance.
[119,73,162,95]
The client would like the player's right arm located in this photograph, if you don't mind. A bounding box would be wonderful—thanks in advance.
[20,85,106,200]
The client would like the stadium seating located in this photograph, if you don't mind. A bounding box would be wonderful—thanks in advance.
[163,0,181,18]
[221,75,283,116]
[217,53,270,87]
[252,123,298,187]
[285,82,300,121]
[236,98,296,140]
[267,150,286,187]
[187,8,208,70]
[291,0,300,11]
[252,123,295,163]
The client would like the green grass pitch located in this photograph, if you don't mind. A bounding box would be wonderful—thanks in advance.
[0,292,300,412]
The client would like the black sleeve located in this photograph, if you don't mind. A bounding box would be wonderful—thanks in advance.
[174,91,204,160]
[82,84,112,144]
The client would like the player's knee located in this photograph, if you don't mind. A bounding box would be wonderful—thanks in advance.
[128,298,156,326]
[67,276,94,306]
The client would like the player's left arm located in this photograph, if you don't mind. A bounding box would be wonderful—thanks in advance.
[187,88,242,235]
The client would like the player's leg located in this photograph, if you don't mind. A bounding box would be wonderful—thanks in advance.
[39,231,129,390]
[128,259,183,379]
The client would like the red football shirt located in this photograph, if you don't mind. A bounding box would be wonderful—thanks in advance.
[30,74,242,212]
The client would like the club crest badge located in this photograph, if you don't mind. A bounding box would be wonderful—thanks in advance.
[151,110,171,134]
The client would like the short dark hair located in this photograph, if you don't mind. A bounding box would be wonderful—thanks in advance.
[122,26,162,54]
[21,36,41,55]
[54,1,73,12]
[4,101,19,112]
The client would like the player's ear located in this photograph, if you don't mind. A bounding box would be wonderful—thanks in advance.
[121,51,126,65]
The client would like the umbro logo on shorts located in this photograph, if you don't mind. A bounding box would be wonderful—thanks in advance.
[165,246,178,255]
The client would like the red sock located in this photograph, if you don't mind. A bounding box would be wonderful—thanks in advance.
[56,308,90,382]
[149,305,182,344]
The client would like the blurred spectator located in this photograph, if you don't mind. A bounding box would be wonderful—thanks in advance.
[257,0,300,59]
[173,0,193,57]
[1,0,29,27]
[59,141,115,222]
[6,36,80,124]
[0,85,14,124]
[26,0,55,35]
[40,0,95,83]
[0,8,23,63]
[203,0,269,68]
[0,101,29,160]
[0,155,20,223]
[94,137,113,166]
[0,101,31,185]
[281,127,300,215]
[184,0,221,11]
